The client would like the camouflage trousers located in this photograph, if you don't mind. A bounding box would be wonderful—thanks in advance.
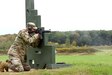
[8,54,24,72]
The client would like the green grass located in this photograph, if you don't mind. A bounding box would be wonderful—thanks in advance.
[0,55,8,61]
[56,54,112,75]
[55,47,112,75]
[0,47,112,75]
[56,54,112,65]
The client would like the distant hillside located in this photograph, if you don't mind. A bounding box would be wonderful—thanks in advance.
[0,34,16,51]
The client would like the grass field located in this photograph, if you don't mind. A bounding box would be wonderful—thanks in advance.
[0,46,112,75]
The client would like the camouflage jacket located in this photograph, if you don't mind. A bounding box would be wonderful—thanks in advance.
[7,29,40,58]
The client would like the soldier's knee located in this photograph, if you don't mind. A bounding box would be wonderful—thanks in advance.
[9,65,24,72]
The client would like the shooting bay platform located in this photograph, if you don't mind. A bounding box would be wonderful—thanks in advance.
[26,0,71,69]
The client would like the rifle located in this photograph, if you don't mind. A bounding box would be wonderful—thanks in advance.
[35,27,51,47]
[35,27,51,39]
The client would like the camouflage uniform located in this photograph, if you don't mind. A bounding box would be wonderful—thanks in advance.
[8,28,40,72]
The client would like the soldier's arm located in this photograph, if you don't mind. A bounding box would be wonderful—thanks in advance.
[19,30,40,44]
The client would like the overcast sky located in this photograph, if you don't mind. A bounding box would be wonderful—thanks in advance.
[0,0,112,35]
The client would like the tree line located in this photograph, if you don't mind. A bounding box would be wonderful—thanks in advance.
[48,30,112,46]
[0,30,112,51]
